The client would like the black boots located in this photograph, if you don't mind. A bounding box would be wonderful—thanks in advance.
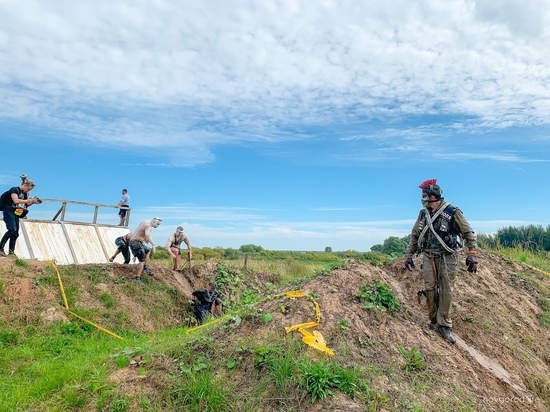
[428,322,456,344]
[437,326,456,344]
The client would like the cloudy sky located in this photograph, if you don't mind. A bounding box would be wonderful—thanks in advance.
[1,0,549,251]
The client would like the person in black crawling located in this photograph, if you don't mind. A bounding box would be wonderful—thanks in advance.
[191,282,222,323]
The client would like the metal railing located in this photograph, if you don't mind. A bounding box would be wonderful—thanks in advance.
[38,198,131,227]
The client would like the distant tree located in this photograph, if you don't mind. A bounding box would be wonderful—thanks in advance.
[200,247,223,260]
[381,236,408,256]
[370,244,383,252]
[495,225,550,251]
[477,233,497,249]
[325,246,332,253]
[239,244,264,253]
[223,247,240,260]
[371,235,409,255]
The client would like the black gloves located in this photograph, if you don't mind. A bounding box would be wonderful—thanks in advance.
[405,257,415,271]
[466,254,478,273]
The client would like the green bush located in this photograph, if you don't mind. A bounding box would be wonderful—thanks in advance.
[357,283,400,312]
[398,346,426,373]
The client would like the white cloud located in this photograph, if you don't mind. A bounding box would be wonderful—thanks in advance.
[1,0,550,164]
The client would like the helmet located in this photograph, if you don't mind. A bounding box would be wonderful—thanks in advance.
[418,179,442,200]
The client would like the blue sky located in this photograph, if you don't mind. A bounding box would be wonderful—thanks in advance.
[1,0,549,251]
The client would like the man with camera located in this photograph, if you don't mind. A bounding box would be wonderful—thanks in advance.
[0,176,41,257]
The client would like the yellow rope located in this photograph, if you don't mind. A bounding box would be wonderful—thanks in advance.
[47,260,123,340]
[523,263,550,278]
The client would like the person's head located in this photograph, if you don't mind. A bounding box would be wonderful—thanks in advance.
[21,180,36,193]
[418,179,443,207]
[208,282,217,291]
[151,217,162,228]
[122,189,127,194]
[176,226,184,235]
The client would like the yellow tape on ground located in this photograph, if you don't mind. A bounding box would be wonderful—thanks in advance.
[47,260,123,340]
[283,290,334,356]
[524,263,550,278]
[186,315,229,333]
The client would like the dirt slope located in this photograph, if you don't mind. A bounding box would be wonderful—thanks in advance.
[0,251,548,411]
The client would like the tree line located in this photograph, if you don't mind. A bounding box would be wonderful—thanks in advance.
[476,224,550,251]
[152,224,550,264]
[368,224,550,256]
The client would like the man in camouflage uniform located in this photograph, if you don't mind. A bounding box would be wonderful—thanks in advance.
[404,179,478,344]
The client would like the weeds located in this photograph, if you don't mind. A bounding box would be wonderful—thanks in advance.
[314,262,340,277]
[299,359,371,402]
[171,370,231,412]
[338,319,351,330]
[398,346,426,373]
[357,282,400,312]
[100,292,117,308]
[14,258,28,267]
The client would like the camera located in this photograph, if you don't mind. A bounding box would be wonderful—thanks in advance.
[33,196,43,204]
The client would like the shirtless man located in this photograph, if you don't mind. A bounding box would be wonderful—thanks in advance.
[129,217,162,282]
[165,226,192,271]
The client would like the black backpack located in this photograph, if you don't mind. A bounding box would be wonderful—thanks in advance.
[0,187,20,211]
[0,190,9,211]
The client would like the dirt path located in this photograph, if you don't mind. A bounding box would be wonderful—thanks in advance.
[455,335,531,397]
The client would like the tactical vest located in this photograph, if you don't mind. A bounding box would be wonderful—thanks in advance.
[418,204,460,251]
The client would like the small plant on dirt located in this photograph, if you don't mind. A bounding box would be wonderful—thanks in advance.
[176,352,212,375]
[298,359,371,402]
[253,344,283,370]
[299,360,337,402]
[357,282,400,312]
[241,288,260,305]
[338,320,351,330]
[398,346,426,373]
[314,262,340,277]
[14,258,28,267]
[100,292,116,309]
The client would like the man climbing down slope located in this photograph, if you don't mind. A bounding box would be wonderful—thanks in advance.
[404,179,478,344]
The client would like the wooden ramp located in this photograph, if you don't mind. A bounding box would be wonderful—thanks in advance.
[0,198,133,264]
[0,220,129,264]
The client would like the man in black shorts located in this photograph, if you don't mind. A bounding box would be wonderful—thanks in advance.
[129,217,161,282]
[109,232,132,264]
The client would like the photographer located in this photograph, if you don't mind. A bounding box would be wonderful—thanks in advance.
[191,282,222,324]
[0,177,41,257]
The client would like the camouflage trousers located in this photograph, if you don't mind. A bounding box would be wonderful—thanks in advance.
[421,251,459,328]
